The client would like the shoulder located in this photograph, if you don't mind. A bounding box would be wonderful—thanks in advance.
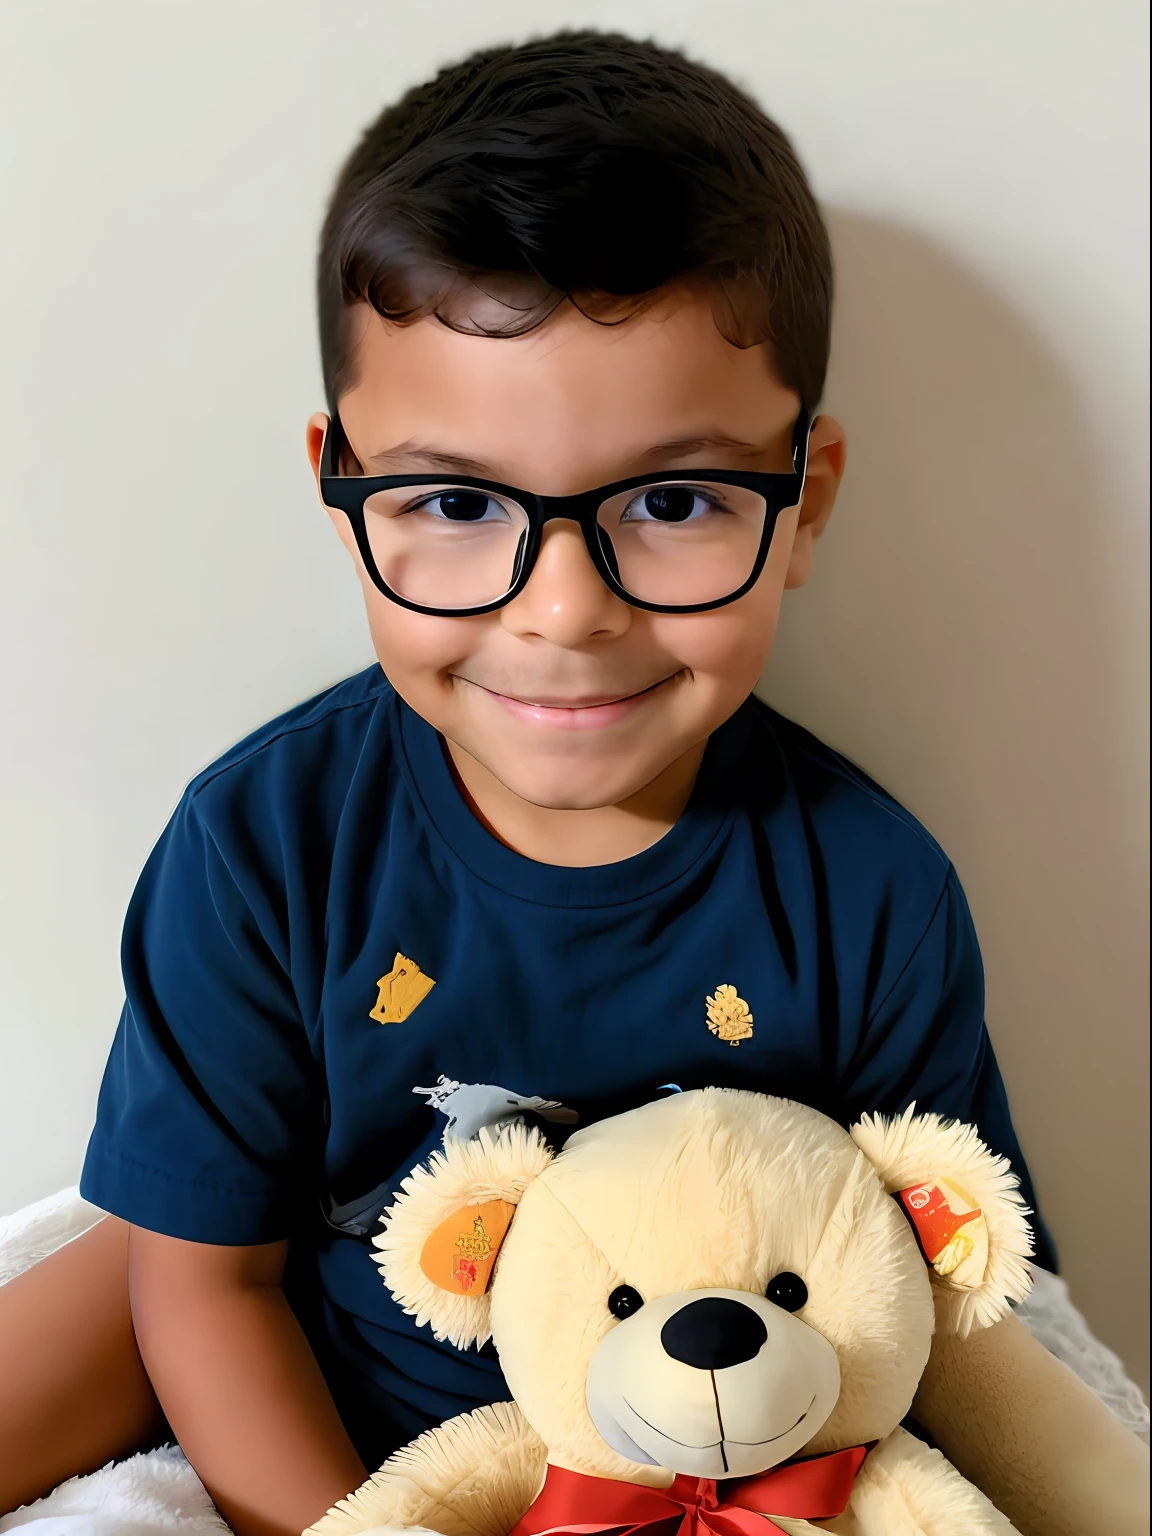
[163,666,398,883]
[739,700,984,1052]
[186,664,394,811]
[742,695,954,899]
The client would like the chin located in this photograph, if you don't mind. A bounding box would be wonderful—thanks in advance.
[494,756,658,813]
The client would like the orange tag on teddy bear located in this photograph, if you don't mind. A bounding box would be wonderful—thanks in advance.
[898,1178,989,1288]
[419,1200,515,1295]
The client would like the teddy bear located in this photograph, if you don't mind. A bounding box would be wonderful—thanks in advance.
[307,1087,1034,1536]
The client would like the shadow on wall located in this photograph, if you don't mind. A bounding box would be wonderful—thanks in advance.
[761,209,1150,1389]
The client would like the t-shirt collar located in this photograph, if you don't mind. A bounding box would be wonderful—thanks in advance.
[395,694,754,909]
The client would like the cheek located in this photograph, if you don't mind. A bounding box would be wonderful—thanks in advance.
[361,586,485,694]
[647,591,782,689]
[645,511,794,686]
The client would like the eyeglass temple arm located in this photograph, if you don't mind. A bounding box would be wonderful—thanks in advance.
[320,414,347,479]
[791,406,813,478]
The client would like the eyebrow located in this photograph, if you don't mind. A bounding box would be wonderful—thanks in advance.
[637,431,782,463]
[360,429,785,479]
[362,441,496,476]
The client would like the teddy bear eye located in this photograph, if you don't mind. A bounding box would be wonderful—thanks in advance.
[765,1272,808,1312]
[607,1284,645,1319]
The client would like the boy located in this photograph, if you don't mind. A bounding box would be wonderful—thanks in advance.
[1,29,1144,1536]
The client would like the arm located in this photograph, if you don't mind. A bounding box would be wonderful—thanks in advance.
[129,1227,366,1536]
[842,1425,1019,1535]
[79,788,363,1532]
[914,1310,1149,1536]
[844,868,1054,1271]
[843,865,1144,1525]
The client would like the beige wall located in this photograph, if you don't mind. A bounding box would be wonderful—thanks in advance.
[0,2,1147,1386]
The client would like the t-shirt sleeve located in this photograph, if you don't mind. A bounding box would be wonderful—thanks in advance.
[842,865,1056,1272]
[80,786,321,1244]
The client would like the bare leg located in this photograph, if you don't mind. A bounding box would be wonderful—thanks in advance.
[0,1215,164,1515]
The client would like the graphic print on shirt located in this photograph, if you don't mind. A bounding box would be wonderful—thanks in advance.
[413,1077,580,1142]
[706,982,754,1045]
[370,951,436,1024]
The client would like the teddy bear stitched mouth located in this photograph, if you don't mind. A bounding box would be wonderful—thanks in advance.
[621,1392,816,1454]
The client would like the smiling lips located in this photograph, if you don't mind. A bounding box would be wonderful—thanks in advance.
[470,674,678,730]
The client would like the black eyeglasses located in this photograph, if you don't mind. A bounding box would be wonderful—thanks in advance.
[319,408,811,617]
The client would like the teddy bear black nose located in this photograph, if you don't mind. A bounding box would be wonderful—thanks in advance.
[660,1297,768,1370]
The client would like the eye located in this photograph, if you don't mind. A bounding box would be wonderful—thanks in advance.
[765,1272,808,1312]
[410,489,512,523]
[619,485,725,524]
[607,1284,645,1319]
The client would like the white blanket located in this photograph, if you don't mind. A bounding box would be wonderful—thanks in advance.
[1,1187,1147,1534]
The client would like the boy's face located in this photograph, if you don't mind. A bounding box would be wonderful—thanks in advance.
[307,287,845,813]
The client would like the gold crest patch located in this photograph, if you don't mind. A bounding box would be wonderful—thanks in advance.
[706,983,754,1046]
[370,952,436,1025]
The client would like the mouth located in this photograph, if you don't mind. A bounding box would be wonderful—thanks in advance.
[457,673,683,729]
[621,1392,816,1457]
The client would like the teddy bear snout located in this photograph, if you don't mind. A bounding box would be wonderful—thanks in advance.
[660,1296,768,1370]
[584,1285,843,1481]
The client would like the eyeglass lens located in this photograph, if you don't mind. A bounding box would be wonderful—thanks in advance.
[360,479,781,610]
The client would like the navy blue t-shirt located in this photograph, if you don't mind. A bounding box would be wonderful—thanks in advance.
[81,665,1050,1466]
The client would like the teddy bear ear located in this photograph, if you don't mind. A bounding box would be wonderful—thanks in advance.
[372,1122,554,1350]
[850,1104,1034,1337]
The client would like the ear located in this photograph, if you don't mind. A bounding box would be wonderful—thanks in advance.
[372,1122,554,1349]
[306,411,364,560]
[785,413,847,591]
[851,1105,1034,1337]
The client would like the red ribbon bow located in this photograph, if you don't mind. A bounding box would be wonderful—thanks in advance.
[509,1445,871,1536]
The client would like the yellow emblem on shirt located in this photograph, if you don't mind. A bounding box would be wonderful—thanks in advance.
[706,983,754,1046]
[370,952,436,1024]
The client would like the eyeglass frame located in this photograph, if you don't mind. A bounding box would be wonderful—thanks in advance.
[319,406,812,617]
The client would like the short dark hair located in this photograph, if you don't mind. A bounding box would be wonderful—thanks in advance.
[317,31,832,413]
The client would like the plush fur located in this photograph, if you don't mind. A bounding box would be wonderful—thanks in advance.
[0,1444,228,1535]
[851,1104,1034,1337]
[0,1179,1138,1536]
[789,1428,1020,1534]
[309,1089,1032,1536]
[311,1404,544,1536]
[491,1093,935,1473]
[375,1123,554,1350]
[0,1185,105,1287]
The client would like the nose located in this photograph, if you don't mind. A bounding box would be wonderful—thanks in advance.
[660,1298,768,1371]
[500,521,631,646]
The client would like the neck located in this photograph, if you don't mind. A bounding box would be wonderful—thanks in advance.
[443,740,707,867]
